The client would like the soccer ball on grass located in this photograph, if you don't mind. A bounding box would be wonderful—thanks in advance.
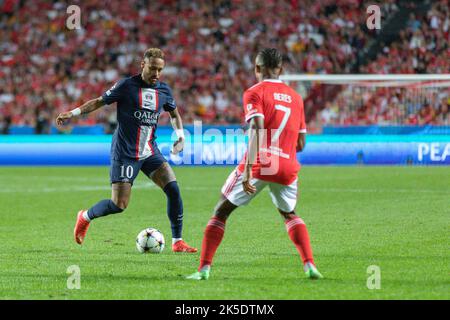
[136,228,165,254]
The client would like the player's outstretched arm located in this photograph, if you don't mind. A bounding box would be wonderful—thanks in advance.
[55,96,105,126]
[169,109,185,154]
[296,132,306,152]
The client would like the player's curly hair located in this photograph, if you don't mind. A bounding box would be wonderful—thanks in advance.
[256,48,283,69]
[144,48,165,60]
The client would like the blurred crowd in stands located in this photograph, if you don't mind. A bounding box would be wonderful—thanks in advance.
[0,0,448,134]
[312,0,449,130]
[314,85,449,129]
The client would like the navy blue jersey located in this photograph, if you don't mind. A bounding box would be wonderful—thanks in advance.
[101,75,176,160]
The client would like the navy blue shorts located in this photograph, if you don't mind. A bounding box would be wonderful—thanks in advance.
[110,153,167,185]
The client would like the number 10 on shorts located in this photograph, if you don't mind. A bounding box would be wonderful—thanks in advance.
[120,165,134,179]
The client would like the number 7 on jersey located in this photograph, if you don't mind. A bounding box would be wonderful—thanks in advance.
[271,104,291,143]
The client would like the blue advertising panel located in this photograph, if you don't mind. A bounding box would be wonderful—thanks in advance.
[0,135,449,166]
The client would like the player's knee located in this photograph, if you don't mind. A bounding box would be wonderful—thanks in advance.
[214,204,229,220]
[152,163,176,189]
[163,181,181,198]
[117,203,127,211]
[279,210,296,220]
[214,211,230,221]
[213,199,235,221]
[111,199,126,212]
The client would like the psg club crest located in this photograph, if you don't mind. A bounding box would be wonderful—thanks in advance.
[141,89,157,111]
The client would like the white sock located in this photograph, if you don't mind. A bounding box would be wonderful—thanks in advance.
[303,261,315,272]
[82,210,91,222]
[172,238,182,245]
[200,265,211,272]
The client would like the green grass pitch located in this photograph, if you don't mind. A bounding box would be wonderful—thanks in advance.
[0,166,448,299]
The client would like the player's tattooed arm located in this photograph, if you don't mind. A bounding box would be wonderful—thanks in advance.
[243,116,264,194]
[296,132,306,152]
[168,109,185,154]
[78,96,106,114]
[55,97,105,126]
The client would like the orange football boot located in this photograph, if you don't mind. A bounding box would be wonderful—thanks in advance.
[172,240,198,253]
[74,210,90,245]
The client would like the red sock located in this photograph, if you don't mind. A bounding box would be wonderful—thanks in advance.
[199,216,226,270]
[285,216,314,265]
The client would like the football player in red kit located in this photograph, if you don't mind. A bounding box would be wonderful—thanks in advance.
[187,48,323,280]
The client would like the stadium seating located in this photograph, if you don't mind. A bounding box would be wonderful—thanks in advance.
[0,0,447,134]
[313,0,449,129]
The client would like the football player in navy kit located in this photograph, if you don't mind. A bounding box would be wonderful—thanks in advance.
[56,48,197,253]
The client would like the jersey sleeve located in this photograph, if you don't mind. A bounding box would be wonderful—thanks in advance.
[243,89,264,122]
[299,97,307,133]
[101,78,127,105]
[163,85,177,112]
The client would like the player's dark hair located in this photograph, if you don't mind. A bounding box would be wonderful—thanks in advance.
[256,48,283,69]
[144,48,165,60]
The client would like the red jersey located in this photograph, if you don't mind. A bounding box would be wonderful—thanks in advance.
[237,79,306,185]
